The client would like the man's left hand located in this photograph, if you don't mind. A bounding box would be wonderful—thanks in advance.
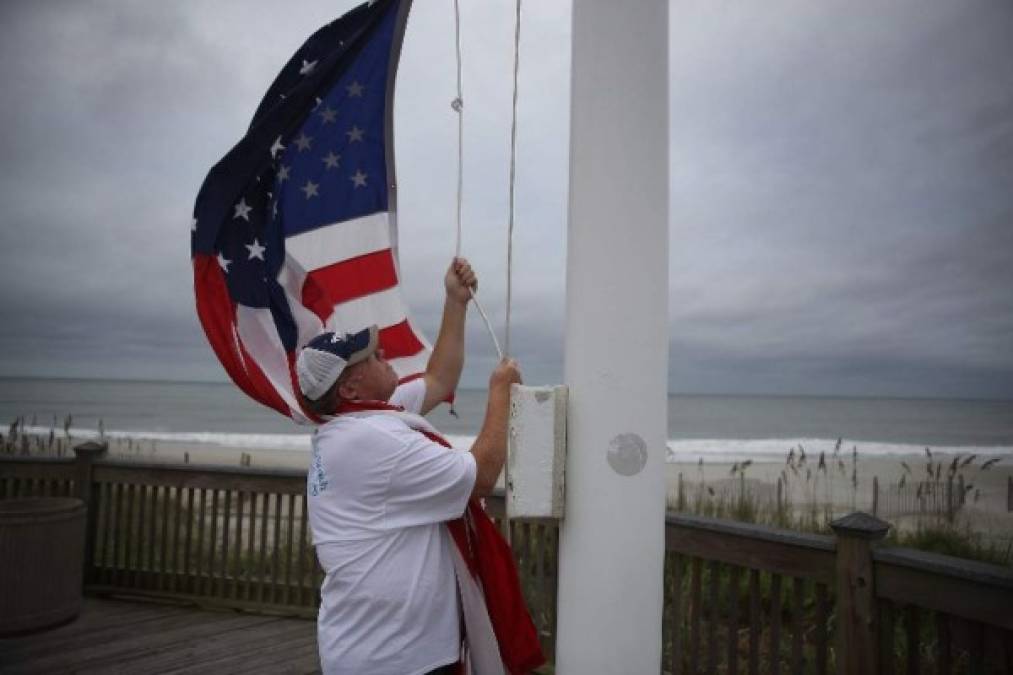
[445,257,477,304]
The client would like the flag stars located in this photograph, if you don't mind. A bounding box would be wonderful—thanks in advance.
[190,217,197,232]
[217,252,232,273]
[299,59,318,76]
[350,170,368,188]
[301,180,320,199]
[269,136,285,159]
[319,106,337,124]
[322,152,341,170]
[346,80,364,98]
[294,133,313,152]
[346,125,364,143]
[277,165,291,182]
[233,198,253,221]
[245,238,266,261]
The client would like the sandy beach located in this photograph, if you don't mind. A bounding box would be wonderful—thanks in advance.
[666,455,1013,538]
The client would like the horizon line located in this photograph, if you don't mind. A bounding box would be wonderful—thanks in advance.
[1,374,1010,404]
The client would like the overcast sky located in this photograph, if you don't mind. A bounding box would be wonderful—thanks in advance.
[1,0,1010,399]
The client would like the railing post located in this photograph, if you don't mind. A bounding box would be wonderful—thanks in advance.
[74,441,107,585]
[831,512,890,675]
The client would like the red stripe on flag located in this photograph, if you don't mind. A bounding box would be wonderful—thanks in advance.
[194,255,291,418]
[303,249,398,315]
[300,273,334,326]
[378,319,426,360]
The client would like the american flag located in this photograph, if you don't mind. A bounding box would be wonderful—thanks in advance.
[191,0,426,424]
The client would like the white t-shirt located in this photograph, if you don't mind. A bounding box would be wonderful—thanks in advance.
[308,379,478,675]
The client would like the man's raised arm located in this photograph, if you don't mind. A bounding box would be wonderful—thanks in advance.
[420,257,476,415]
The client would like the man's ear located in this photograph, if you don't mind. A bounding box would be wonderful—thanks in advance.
[337,379,357,401]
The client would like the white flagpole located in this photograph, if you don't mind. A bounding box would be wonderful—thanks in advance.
[556,1,669,672]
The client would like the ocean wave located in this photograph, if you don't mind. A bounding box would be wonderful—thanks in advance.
[666,438,1011,464]
[17,426,1011,463]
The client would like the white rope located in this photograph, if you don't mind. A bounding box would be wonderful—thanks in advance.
[452,0,464,259]
[504,0,522,357]
[470,290,502,359]
[451,0,504,361]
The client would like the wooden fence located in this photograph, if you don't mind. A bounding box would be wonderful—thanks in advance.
[2,443,1011,674]
[0,444,560,661]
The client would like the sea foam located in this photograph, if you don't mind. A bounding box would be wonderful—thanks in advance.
[666,438,1011,464]
[20,426,1011,465]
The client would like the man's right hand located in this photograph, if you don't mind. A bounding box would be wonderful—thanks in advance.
[490,358,522,390]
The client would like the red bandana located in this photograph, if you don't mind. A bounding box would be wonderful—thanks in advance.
[335,399,405,414]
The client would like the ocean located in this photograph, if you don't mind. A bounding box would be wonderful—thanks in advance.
[2,377,1011,463]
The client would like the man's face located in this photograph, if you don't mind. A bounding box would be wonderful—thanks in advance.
[341,349,398,402]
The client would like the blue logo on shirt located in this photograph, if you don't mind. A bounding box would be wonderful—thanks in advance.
[309,442,329,496]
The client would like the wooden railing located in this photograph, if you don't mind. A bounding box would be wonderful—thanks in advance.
[874,547,1013,675]
[661,512,1013,675]
[0,456,77,499]
[663,514,837,674]
[2,444,1011,674]
[88,461,318,614]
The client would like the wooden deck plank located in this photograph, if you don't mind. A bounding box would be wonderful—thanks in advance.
[0,597,316,675]
[239,637,322,675]
[156,628,320,674]
[3,609,261,672]
[0,601,193,658]
[98,614,311,674]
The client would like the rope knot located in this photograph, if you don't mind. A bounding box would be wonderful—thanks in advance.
[450,97,464,112]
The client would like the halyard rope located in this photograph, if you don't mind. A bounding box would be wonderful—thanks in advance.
[451,0,504,361]
[504,0,522,357]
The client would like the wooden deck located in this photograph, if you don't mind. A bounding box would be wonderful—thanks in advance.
[0,596,320,674]
[5,454,1012,674]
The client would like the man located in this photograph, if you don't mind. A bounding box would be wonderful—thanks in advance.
[295,258,530,675]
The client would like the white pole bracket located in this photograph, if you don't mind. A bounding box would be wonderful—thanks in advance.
[507,384,567,520]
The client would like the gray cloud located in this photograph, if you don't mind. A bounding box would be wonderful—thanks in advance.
[667,0,1013,397]
[0,0,1010,400]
